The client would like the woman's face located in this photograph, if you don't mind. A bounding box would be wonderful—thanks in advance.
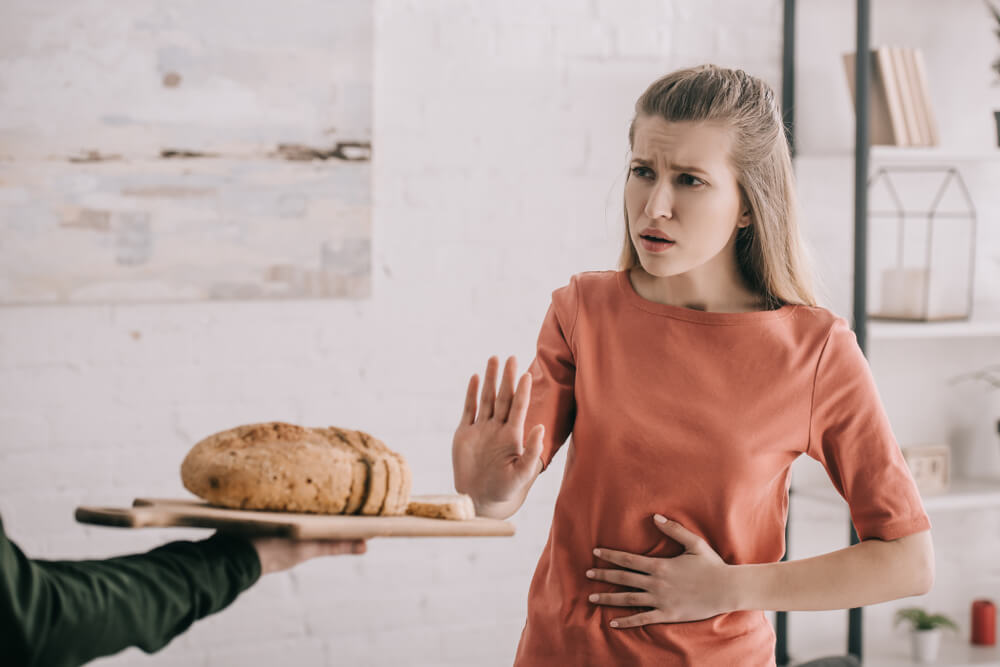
[625,115,750,280]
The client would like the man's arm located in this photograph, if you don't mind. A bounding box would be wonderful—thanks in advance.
[0,518,261,667]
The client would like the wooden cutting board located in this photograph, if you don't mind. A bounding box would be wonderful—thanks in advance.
[75,497,515,539]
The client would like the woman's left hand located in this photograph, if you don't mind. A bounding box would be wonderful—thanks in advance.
[587,514,736,627]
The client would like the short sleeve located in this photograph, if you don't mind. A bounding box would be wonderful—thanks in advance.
[806,318,931,541]
[525,277,579,471]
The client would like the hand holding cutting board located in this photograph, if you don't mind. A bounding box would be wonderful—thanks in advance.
[251,535,366,574]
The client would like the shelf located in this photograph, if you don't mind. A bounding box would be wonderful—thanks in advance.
[794,148,1000,162]
[871,147,1000,163]
[863,636,1000,667]
[794,477,1000,512]
[869,319,1000,340]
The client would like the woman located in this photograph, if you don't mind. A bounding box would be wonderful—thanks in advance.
[452,64,933,665]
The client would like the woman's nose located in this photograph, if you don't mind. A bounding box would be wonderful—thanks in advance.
[644,181,673,220]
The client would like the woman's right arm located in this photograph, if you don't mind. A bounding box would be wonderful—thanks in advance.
[452,355,546,520]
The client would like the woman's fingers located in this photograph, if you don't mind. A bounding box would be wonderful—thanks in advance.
[586,567,651,590]
[592,548,659,575]
[507,371,533,432]
[459,373,479,426]
[477,356,500,422]
[588,591,656,608]
[493,356,518,422]
[608,610,664,629]
[515,423,545,476]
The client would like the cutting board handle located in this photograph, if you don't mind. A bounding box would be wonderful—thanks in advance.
[75,506,176,528]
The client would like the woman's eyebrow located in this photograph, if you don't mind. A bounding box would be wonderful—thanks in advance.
[630,156,709,176]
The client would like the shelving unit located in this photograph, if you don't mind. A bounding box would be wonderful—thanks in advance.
[795,148,1000,162]
[780,0,1000,664]
[864,638,1000,667]
[794,477,1000,666]
[795,477,1000,513]
[870,319,1000,340]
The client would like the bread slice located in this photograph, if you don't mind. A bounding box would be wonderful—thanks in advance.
[406,494,476,521]
[313,426,411,516]
[316,426,387,516]
[181,422,362,513]
[356,430,412,516]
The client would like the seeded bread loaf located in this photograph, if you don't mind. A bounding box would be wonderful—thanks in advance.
[181,422,410,515]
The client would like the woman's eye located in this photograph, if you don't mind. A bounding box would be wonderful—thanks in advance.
[679,174,704,186]
[631,166,653,179]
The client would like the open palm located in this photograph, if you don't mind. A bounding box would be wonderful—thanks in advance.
[452,356,545,510]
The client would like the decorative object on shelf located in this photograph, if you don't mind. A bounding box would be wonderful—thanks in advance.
[971,598,996,646]
[894,607,959,664]
[987,0,1000,146]
[951,364,1000,391]
[946,364,1000,479]
[867,166,977,321]
[951,363,1000,452]
[901,445,951,495]
[843,46,938,147]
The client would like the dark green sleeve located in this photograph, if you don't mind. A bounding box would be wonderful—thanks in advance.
[0,516,262,667]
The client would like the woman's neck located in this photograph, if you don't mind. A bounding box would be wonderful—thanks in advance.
[629,266,766,313]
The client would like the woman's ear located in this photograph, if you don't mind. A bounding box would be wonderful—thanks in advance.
[738,208,752,229]
[737,189,753,228]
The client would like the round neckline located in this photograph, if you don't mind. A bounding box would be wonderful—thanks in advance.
[616,269,797,324]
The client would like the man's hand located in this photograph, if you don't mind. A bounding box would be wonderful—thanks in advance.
[250,537,367,575]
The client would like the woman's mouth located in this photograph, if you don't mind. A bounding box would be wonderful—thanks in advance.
[639,235,676,253]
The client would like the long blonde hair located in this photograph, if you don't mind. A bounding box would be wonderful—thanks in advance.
[619,65,817,308]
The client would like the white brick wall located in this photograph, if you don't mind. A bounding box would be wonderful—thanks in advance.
[2,0,999,665]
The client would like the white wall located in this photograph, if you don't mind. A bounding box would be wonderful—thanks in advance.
[1,0,998,665]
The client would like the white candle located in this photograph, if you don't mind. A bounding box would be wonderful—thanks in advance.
[880,268,928,319]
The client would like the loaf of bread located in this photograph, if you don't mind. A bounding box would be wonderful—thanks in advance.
[181,422,411,515]
[406,494,476,520]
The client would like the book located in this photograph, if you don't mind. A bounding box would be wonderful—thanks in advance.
[891,45,923,145]
[876,46,908,146]
[902,48,930,146]
[911,48,940,146]
[842,49,906,146]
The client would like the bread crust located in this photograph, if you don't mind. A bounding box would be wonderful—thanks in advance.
[181,422,410,515]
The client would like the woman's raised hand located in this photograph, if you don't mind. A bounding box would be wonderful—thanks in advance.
[452,356,545,518]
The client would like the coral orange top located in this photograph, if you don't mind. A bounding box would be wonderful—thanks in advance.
[513,270,931,666]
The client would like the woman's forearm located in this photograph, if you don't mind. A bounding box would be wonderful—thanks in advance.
[729,530,934,612]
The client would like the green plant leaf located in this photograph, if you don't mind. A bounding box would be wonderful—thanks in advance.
[894,607,958,631]
[926,614,960,631]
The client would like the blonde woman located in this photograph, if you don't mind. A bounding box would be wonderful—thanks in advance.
[453,65,933,665]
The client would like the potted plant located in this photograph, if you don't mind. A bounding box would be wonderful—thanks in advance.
[988,0,1000,145]
[895,607,959,663]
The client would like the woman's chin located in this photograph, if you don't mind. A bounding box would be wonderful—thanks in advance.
[637,259,681,279]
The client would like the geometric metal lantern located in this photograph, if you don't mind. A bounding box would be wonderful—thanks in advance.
[867,165,977,321]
